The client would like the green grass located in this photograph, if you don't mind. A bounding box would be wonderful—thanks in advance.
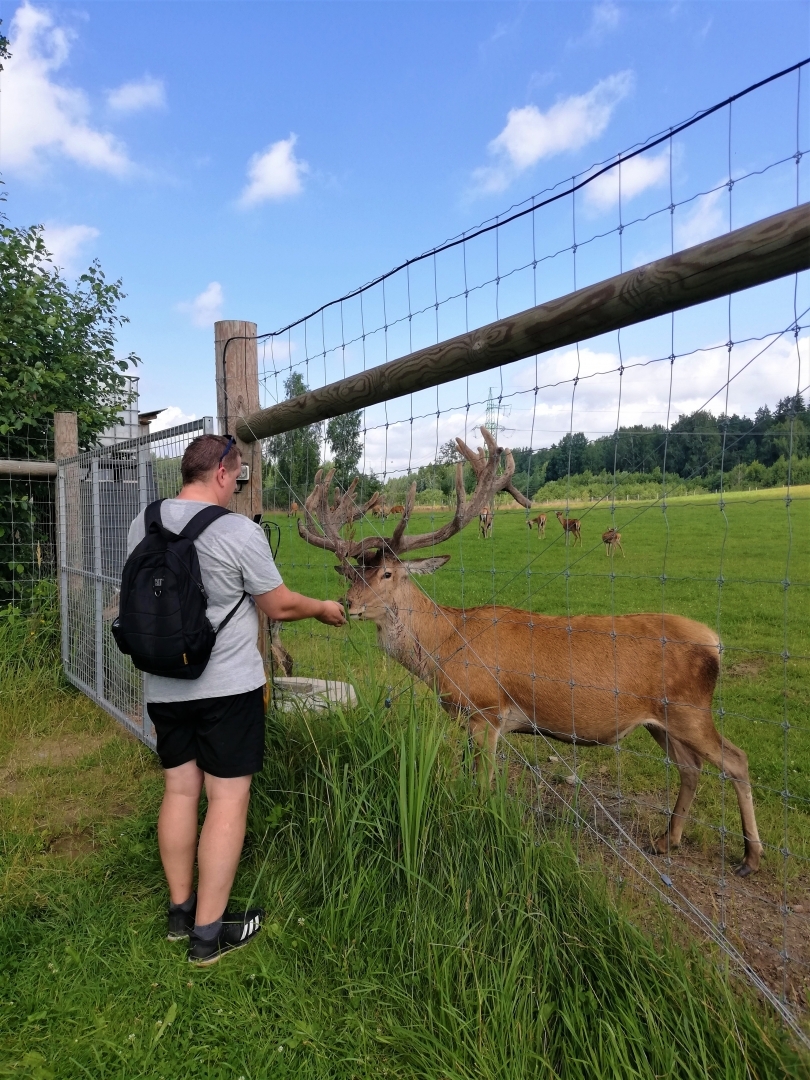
[264,488,810,873]
[0,649,807,1079]
[0,490,808,1077]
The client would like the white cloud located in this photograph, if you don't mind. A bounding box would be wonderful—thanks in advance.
[505,334,809,443]
[149,406,197,432]
[239,135,308,207]
[590,1,622,37]
[674,188,727,250]
[178,282,224,329]
[361,332,808,475]
[107,75,166,114]
[471,72,634,195]
[1,3,131,176]
[583,149,669,212]
[41,223,100,273]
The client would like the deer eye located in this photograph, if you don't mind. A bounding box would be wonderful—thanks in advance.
[383,571,392,579]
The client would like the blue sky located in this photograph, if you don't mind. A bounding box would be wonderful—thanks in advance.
[0,0,808,470]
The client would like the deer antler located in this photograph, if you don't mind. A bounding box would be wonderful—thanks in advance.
[296,469,385,562]
[455,427,532,510]
[298,428,531,565]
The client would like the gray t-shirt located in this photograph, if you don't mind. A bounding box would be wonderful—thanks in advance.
[126,500,283,703]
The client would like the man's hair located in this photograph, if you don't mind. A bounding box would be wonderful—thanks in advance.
[181,434,241,486]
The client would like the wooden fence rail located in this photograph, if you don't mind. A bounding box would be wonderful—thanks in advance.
[234,203,810,443]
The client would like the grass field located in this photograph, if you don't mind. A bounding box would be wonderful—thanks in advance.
[0,488,808,1077]
[1,650,808,1078]
[265,486,810,1002]
[268,486,810,818]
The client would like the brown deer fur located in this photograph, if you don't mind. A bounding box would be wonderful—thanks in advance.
[555,511,581,545]
[527,513,546,537]
[298,428,762,876]
[602,528,625,556]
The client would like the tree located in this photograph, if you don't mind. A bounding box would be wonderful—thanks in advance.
[265,373,321,506]
[0,20,9,70]
[0,220,138,457]
[0,205,138,609]
[326,410,362,491]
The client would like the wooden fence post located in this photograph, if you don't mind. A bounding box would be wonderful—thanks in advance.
[54,410,79,567]
[54,411,79,659]
[213,321,269,668]
[214,320,263,518]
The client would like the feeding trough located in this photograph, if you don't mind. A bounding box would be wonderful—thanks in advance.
[272,677,357,714]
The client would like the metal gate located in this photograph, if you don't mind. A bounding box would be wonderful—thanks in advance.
[57,418,214,747]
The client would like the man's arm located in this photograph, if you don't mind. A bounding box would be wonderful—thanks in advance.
[253,585,346,627]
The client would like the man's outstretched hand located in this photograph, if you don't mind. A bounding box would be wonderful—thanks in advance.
[254,585,347,626]
[317,600,347,627]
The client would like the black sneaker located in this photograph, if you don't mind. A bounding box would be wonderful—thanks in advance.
[167,897,197,942]
[188,909,265,966]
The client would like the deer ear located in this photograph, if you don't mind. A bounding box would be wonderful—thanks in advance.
[405,555,451,575]
[334,563,358,580]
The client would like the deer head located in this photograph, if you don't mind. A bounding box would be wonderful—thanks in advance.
[297,427,530,622]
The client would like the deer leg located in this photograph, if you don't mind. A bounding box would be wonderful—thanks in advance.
[268,621,294,676]
[468,711,502,786]
[645,726,703,855]
[693,728,762,876]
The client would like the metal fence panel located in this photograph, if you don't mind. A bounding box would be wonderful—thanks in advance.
[58,418,214,747]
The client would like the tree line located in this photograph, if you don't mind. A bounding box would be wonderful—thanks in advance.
[263,374,809,509]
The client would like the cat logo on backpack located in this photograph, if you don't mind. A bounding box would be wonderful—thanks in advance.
[154,577,164,597]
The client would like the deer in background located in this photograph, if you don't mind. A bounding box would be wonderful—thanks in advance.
[479,506,493,538]
[527,513,546,538]
[389,504,405,515]
[555,510,581,546]
[602,528,625,557]
[287,501,299,518]
[298,427,762,877]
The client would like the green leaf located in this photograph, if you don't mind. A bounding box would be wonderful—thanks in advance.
[151,1001,177,1047]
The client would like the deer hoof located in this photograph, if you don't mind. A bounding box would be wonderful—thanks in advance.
[735,861,757,878]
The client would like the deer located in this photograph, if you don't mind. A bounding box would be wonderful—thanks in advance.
[555,510,582,546]
[389,504,405,515]
[287,501,299,518]
[297,427,762,878]
[602,528,625,557]
[479,506,493,538]
[527,513,546,538]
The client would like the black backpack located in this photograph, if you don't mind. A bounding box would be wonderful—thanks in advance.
[111,500,247,680]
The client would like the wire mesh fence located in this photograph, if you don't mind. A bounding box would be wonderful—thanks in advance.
[230,64,810,1033]
[58,418,213,747]
[0,432,57,616]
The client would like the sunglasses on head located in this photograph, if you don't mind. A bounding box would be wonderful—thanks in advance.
[218,435,236,466]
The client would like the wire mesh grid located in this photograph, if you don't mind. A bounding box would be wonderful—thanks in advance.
[58,418,214,747]
[235,64,810,1034]
[0,432,57,613]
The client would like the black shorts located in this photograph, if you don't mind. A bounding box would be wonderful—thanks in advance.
[146,687,265,778]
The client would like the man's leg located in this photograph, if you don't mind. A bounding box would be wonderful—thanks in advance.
[195,773,253,925]
[158,760,204,905]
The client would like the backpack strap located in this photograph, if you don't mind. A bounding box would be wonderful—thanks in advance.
[215,591,248,636]
[144,499,167,535]
[177,504,247,634]
[179,504,232,541]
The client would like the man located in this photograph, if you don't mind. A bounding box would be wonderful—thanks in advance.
[125,433,345,964]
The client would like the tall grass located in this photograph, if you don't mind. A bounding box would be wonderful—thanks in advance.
[1,589,807,1075]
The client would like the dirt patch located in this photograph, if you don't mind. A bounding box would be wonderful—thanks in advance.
[0,733,110,798]
[510,759,810,1016]
[724,657,770,679]
[48,828,95,860]
[2,732,110,771]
